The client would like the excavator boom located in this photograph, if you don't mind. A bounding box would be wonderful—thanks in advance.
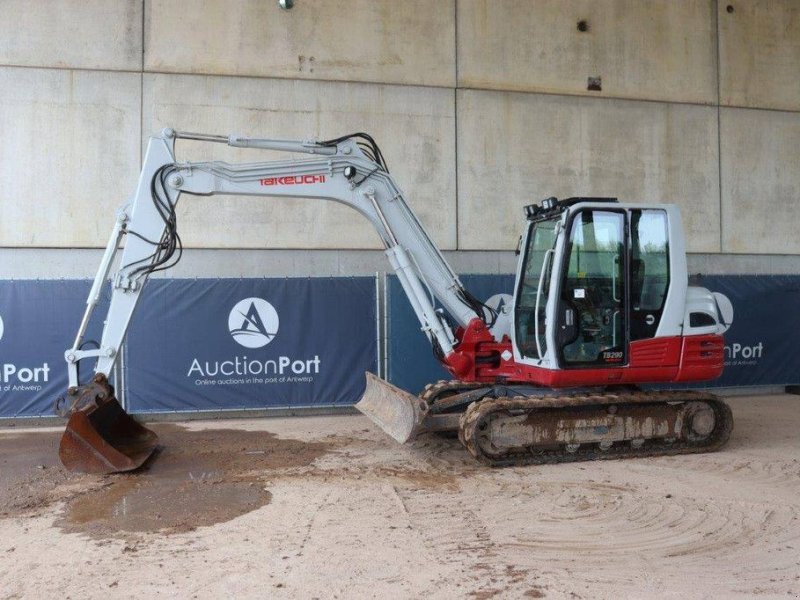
[60,128,486,472]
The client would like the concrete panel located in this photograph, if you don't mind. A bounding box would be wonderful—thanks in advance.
[145,0,455,87]
[457,90,720,252]
[457,0,717,104]
[0,1,142,71]
[0,67,142,247]
[142,73,456,250]
[721,108,800,253]
[719,0,800,112]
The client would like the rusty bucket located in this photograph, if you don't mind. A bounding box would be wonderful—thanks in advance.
[57,374,158,474]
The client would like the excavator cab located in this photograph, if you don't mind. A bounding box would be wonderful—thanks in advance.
[513,198,675,372]
[360,196,732,459]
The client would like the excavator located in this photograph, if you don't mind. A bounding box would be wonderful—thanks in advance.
[56,129,734,474]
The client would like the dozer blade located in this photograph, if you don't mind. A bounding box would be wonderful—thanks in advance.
[57,375,158,474]
[356,372,429,443]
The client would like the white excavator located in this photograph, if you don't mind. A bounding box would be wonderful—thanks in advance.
[57,129,734,473]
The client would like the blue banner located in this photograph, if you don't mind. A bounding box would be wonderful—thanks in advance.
[689,275,800,388]
[0,280,108,418]
[126,278,377,412]
[0,273,795,419]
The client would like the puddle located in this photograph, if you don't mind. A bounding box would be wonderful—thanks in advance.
[1,422,460,537]
[43,424,331,537]
[64,477,271,534]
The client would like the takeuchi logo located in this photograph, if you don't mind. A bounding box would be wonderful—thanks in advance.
[228,298,279,349]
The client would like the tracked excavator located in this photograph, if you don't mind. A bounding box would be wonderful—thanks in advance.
[57,129,734,474]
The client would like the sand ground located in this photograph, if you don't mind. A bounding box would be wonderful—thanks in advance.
[1,394,799,599]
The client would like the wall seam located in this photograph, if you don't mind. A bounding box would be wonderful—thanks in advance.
[0,59,796,115]
[454,0,459,250]
[139,0,146,167]
[715,0,724,253]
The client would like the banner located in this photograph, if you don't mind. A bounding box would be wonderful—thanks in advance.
[0,273,796,419]
[688,275,800,388]
[0,280,108,418]
[126,278,377,412]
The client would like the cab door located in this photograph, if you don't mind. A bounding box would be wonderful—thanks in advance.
[629,209,670,341]
[555,209,626,367]
[513,217,559,361]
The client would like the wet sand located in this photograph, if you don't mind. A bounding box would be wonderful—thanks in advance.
[1,394,799,598]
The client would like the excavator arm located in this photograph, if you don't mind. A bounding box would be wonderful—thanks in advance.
[66,129,488,389]
[58,128,489,472]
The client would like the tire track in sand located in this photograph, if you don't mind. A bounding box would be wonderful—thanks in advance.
[392,484,544,598]
[471,478,800,594]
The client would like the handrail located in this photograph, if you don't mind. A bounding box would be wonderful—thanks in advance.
[534,248,554,361]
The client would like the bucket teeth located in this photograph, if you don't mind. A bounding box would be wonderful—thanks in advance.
[355,373,428,443]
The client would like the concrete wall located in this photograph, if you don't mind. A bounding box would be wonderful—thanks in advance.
[0,0,142,71]
[457,0,718,104]
[457,90,720,252]
[1,0,798,272]
[0,68,141,247]
[719,0,800,112]
[145,0,456,87]
[142,73,456,249]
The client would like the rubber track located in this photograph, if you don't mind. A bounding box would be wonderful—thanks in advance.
[458,391,734,467]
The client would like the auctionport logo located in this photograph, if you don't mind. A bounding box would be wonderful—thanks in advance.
[228,298,279,349]
[189,297,319,384]
[0,312,50,389]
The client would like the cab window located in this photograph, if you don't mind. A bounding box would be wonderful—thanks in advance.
[559,210,625,366]
[515,218,558,359]
[629,209,669,340]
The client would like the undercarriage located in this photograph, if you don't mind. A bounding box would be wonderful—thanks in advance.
[362,377,733,467]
